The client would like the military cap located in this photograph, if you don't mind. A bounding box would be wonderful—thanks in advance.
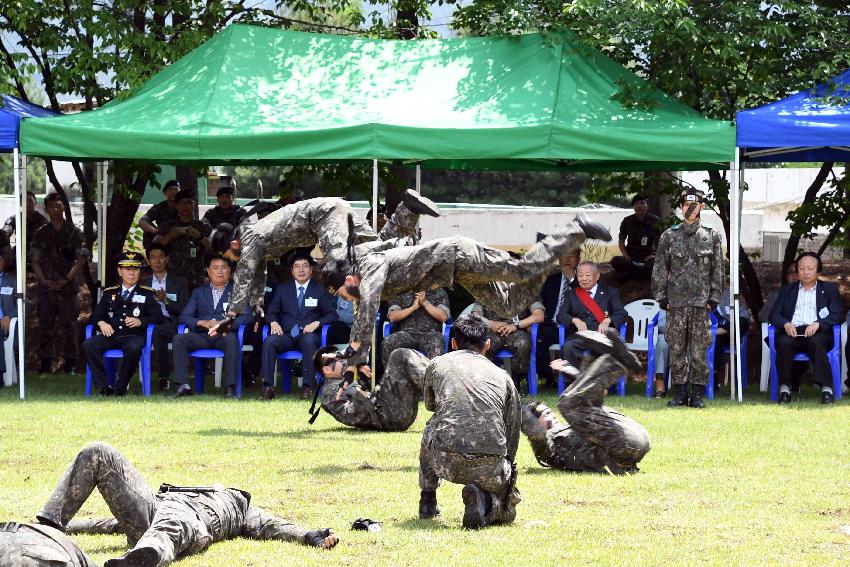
[163,179,181,191]
[174,188,195,202]
[680,187,705,203]
[117,250,143,268]
[216,185,234,197]
[631,194,648,205]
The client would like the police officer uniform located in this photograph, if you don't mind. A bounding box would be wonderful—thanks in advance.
[82,252,164,396]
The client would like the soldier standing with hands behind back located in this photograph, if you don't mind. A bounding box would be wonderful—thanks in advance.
[651,188,723,409]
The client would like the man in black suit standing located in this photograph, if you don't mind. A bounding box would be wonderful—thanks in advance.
[769,252,842,404]
[556,261,627,370]
[536,249,580,381]
[141,243,190,392]
[260,253,337,401]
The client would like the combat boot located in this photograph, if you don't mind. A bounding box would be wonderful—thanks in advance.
[573,213,612,241]
[104,546,160,567]
[666,384,688,407]
[688,384,706,409]
[402,189,442,217]
[418,490,440,519]
[461,484,489,529]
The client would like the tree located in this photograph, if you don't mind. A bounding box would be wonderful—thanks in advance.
[453,0,850,316]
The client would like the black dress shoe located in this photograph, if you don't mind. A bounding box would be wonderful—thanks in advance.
[224,385,237,399]
[97,386,115,397]
[171,384,192,398]
[821,390,835,405]
[157,378,170,392]
[257,386,276,401]
[778,391,791,405]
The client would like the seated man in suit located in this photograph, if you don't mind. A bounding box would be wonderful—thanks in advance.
[536,248,580,383]
[769,252,842,404]
[172,255,252,398]
[556,261,627,372]
[259,253,337,401]
[141,243,189,392]
[83,251,164,396]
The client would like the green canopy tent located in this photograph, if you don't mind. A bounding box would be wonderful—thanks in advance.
[21,25,734,169]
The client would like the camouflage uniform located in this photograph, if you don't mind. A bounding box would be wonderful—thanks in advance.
[156,219,211,289]
[419,350,522,526]
[3,209,48,251]
[140,201,178,248]
[0,522,97,566]
[30,220,90,364]
[351,228,586,360]
[467,302,543,388]
[521,354,650,474]
[651,220,723,386]
[321,348,429,431]
[37,442,317,567]
[381,289,450,363]
[202,205,245,229]
[229,197,419,314]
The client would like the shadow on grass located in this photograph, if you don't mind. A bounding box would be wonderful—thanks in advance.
[196,425,409,439]
[310,463,418,475]
[395,517,452,531]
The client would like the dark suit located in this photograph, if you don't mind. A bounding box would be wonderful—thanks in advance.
[83,285,164,392]
[556,283,627,365]
[262,279,337,388]
[174,283,252,387]
[536,271,578,378]
[769,280,841,388]
[141,273,189,380]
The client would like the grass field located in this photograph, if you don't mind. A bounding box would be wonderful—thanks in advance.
[2,374,850,566]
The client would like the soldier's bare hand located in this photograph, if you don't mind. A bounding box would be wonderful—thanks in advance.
[783,323,797,338]
[186,227,201,240]
[270,322,283,336]
[98,321,115,337]
[414,291,426,306]
[124,316,141,328]
[804,322,819,337]
[549,359,569,372]
[322,529,338,549]
[357,364,372,379]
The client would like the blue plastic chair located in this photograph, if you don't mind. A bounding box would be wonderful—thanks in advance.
[556,324,625,396]
[84,324,155,397]
[261,324,330,393]
[767,323,842,401]
[176,324,246,398]
[493,324,539,396]
[644,312,660,398]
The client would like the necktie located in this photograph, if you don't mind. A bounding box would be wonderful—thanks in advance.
[297,286,305,310]
[554,278,569,321]
[121,289,130,301]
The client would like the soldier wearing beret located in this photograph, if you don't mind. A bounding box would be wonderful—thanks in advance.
[651,188,724,408]
[202,183,246,229]
[138,179,181,248]
[155,189,211,289]
[82,251,164,396]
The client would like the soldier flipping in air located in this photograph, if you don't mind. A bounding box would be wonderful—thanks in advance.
[312,346,429,431]
[522,329,651,474]
[651,188,724,408]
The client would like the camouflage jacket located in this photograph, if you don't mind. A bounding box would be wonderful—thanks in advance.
[158,218,211,289]
[423,349,521,459]
[30,220,90,293]
[387,289,450,334]
[202,205,246,229]
[651,220,723,308]
[320,378,381,430]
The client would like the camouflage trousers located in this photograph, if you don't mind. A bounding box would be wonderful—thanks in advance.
[419,441,519,525]
[487,329,531,386]
[0,523,96,567]
[552,354,651,474]
[35,287,79,361]
[373,348,428,431]
[666,306,712,385]
[381,330,445,364]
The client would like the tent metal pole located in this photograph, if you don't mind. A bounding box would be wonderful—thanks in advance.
[13,148,25,399]
[97,162,107,299]
[730,149,743,402]
[415,164,421,193]
[370,158,378,392]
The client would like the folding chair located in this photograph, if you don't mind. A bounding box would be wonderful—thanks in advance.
[84,324,155,396]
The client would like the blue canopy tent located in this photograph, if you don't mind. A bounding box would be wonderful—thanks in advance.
[728,70,850,402]
[1,94,60,399]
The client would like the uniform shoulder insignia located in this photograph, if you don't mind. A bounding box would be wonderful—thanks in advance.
[103,285,119,291]
[139,285,156,291]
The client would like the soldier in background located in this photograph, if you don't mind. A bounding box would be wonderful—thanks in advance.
[313,345,428,431]
[155,189,211,289]
[651,188,723,409]
[82,251,164,396]
[522,329,650,474]
[138,180,180,248]
[382,289,450,364]
[31,192,90,374]
[35,442,338,567]
[202,184,245,229]
[418,313,521,530]
[3,190,47,268]
[0,521,96,566]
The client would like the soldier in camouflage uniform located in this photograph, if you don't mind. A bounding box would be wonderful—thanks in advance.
[35,442,338,567]
[463,300,544,391]
[333,215,611,365]
[382,289,450,364]
[313,345,429,431]
[138,179,180,248]
[30,193,91,374]
[2,190,47,268]
[522,329,650,474]
[215,189,440,317]
[155,189,212,290]
[202,185,246,229]
[651,188,723,409]
[418,313,522,530]
[0,521,97,566]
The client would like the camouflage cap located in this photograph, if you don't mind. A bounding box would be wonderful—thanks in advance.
[680,187,705,203]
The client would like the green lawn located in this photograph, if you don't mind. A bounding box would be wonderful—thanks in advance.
[1,374,849,566]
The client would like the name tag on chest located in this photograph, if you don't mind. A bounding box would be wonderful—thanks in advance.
[132,294,146,303]
[0,287,12,295]
[166,293,177,302]
[305,298,318,307]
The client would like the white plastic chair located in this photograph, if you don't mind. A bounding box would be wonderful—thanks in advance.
[622,299,660,352]
[759,322,770,392]
[3,317,17,386]
[841,321,848,393]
